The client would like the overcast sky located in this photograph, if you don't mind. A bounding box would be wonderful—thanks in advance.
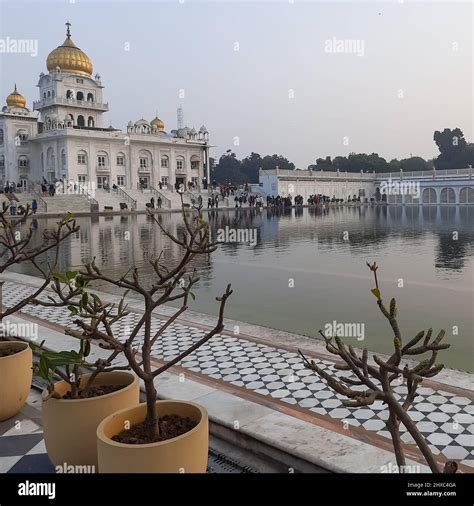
[1,0,472,167]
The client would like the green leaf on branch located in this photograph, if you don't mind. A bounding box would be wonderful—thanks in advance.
[68,305,78,316]
[371,288,380,299]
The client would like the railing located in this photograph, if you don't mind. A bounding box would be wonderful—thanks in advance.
[115,186,137,211]
[33,97,109,111]
[260,167,473,181]
[184,188,203,206]
[77,185,99,213]
[148,184,172,209]
[375,168,473,181]
[29,186,48,212]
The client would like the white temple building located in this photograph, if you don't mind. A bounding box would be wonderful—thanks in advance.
[0,22,211,193]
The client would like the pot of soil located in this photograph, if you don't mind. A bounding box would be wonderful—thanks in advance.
[97,400,208,473]
[42,371,139,469]
[0,341,33,421]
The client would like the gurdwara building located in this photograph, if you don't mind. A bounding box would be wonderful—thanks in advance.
[0,23,211,192]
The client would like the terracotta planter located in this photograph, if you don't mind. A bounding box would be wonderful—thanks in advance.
[42,371,139,469]
[0,341,32,421]
[97,400,209,473]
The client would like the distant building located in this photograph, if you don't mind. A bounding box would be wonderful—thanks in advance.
[260,168,376,202]
[0,22,211,191]
[259,168,474,204]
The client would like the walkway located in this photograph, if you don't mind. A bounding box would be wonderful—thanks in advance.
[2,278,473,471]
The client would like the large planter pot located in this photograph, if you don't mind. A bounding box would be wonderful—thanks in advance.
[97,400,209,473]
[0,341,32,421]
[42,371,139,469]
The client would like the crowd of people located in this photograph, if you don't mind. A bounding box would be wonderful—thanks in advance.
[265,194,305,207]
[207,194,221,209]
[306,194,362,205]
[1,198,38,216]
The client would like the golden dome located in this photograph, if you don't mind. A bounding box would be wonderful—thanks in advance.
[151,116,165,131]
[6,84,26,108]
[46,22,93,77]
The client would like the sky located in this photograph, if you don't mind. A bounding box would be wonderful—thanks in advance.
[0,0,472,168]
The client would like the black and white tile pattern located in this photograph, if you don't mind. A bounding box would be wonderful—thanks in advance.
[3,281,474,468]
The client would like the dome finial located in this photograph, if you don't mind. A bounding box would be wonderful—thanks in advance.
[66,20,71,38]
[14,83,17,91]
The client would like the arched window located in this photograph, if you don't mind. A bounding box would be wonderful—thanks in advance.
[47,91,51,97]
[459,187,474,204]
[77,150,87,165]
[161,155,169,168]
[97,151,109,169]
[440,188,455,204]
[77,115,85,127]
[76,91,84,101]
[88,116,95,127]
[18,156,29,169]
[87,93,94,102]
[66,90,74,99]
[138,150,152,171]
[16,129,28,144]
[47,147,55,170]
[190,155,200,170]
[0,129,3,145]
[0,155,5,169]
[422,188,437,204]
[176,156,185,172]
[41,152,44,170]
[43,92,47,99]
[116,152,125,166]
[61,150,66,169]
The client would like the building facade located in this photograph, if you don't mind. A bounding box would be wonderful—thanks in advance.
[259,168,474,204]
[0,23,211,192]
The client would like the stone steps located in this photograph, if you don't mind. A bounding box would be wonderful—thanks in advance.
[0,192,90,214]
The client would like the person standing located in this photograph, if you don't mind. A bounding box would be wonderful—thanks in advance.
[150,197,155,209]
[32,199,38,214]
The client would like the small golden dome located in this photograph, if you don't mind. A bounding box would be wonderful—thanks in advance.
[151,116,165,131]
[46,22,93,77]
[6,84,26,108]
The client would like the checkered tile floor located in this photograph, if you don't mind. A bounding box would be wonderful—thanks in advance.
[3,281,474,468]
[0,390,54,473]
[0,389,257,474]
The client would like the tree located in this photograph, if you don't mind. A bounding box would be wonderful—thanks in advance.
[261,154,295,171]
[308,156,333,171]
[299,262,457,474]
[433,128,472,170]
[44,199,232,441]
[399,156,430,172]
[0,208,78,323]
[213,150,245,183]
[240,152,263,183]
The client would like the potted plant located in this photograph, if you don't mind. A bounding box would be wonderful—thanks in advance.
[0,208,78,421]
[50,199,232,472]
[31,314,140,469]
[0,340,33,421]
